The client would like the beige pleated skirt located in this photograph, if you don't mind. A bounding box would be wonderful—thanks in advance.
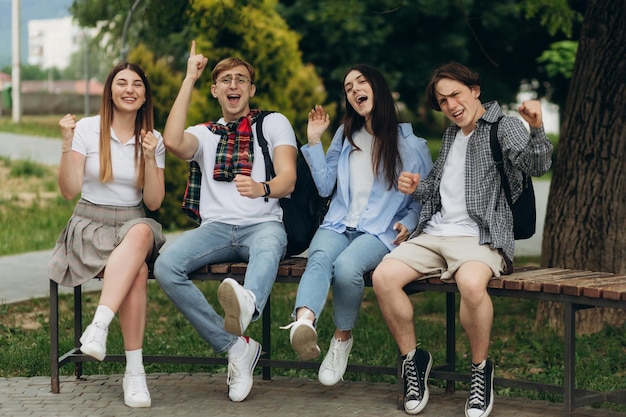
[48,199,166,287]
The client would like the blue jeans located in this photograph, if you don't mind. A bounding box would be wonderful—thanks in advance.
[154,221,287,353]
[293,227,388,330]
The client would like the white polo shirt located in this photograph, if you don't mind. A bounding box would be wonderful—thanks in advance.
[185,112,297,226]
[71,115,166,206]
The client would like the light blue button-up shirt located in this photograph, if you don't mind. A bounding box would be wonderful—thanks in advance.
[301,123,433,251]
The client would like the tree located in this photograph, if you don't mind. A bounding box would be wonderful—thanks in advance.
[278,0,581,134]
[539,0,626,333]
[70,0,328,230]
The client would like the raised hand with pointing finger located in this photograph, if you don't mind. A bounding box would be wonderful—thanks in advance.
[186,40,208,83]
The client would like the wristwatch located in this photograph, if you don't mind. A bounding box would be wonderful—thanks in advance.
[262,182,271,198]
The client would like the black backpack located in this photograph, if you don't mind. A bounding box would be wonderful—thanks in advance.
[489,118,536,240]
[256,111,330,256]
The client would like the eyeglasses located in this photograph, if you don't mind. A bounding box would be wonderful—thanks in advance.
[216,75,251,86]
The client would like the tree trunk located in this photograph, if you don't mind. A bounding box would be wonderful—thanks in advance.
[539,0,626,331]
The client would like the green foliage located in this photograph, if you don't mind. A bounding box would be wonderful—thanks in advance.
[277,0,582,136]
[538,40,578,79]
[185,0,327,131]
[8,160,48,178]
[520,0,584,37]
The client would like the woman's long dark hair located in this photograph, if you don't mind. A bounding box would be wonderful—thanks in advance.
[342,64,401,189]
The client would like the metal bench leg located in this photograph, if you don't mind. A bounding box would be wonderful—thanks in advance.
[445,292,456,393]
[563,302,575,416]
[74,285,83,379]
[50,280,60,393]
[262,296,271,380]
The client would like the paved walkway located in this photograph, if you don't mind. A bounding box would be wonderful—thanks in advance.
[5,132,618,417]
[2,373,624,417]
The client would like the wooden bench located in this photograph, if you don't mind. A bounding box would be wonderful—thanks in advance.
[49,257,626,415]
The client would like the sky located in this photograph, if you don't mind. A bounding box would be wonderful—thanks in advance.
[0,0,73,68]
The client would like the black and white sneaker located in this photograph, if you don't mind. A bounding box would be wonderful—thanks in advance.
[465,358,494,417]
[402,348,432,414]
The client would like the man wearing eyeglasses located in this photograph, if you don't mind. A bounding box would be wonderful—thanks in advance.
[155,40,297,403]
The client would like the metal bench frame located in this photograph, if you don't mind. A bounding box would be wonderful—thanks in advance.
[50,259,626,416]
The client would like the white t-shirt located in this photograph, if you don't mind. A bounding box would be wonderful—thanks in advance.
[424,128,479,236]
[185,112,297,226]
[343,128,374,228]
[72,115,166,206]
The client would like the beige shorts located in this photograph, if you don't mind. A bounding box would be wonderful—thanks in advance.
[384,233,505,282]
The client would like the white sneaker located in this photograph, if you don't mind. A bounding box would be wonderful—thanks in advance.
[280,318,320,360]
[79,322,108,361]
[218,278,255,336]
[123,369,151,408]
[227,337,261,402]
[318,336,353,386]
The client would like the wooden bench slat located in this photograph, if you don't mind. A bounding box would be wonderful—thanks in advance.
[541,272,611,294]
[500,268,570,290]
[581,275,626,298]
[560,273,621,296]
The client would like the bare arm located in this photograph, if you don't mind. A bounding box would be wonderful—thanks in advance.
[140,129,165,210]
[57,114,85,199]
[163,40,207,160]
[233,145,297,199]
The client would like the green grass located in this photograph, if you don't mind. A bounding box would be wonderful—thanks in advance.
[0,156,76,256]
[0,114,66,138]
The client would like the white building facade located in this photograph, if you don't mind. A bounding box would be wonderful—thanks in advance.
[28,16,93,69]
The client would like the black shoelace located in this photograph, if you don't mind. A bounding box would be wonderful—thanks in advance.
[402,356,421,401]
[467,364,486,409]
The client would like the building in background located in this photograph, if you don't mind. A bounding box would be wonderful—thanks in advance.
[28,16,96,70]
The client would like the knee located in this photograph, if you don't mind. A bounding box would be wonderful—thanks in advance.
[129,223,153,247]
[154,251,178,286]
[371,266,388,295]
[333,263,362,288]
[459,285,489,309]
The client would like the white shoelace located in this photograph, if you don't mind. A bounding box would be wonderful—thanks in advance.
[402,357,421,400]
[125,373,148,397]
[85,323,107,344]
[467,365,486,408]
[226,362,238,386]
[326,339,341,370]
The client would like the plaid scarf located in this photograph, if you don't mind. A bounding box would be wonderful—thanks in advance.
[208,109,261,181]
[182,109,262,223]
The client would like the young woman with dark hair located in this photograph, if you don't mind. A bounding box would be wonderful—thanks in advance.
[282,64,433,386]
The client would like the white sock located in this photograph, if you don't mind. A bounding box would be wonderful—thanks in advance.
[228,337,247,359]
[125,349,144,374]
[93,305,115,327]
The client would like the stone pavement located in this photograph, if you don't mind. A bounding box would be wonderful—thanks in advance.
[2,373,625,417]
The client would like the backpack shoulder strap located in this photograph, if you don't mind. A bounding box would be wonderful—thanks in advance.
[489,117,514,208]
[255,110,276,202]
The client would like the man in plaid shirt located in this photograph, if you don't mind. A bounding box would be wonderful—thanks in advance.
[372,62,552,417]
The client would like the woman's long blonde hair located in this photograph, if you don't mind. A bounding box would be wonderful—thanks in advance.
[99,63,154,187]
